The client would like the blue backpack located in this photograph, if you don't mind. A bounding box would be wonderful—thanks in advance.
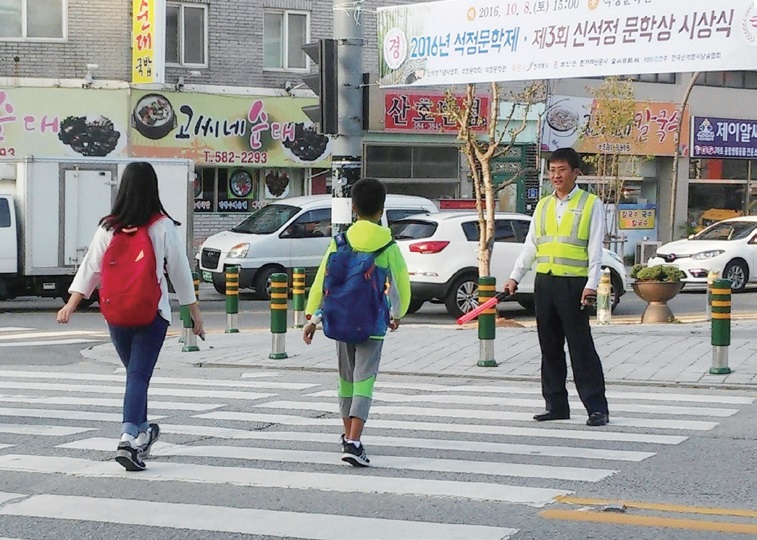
[321,233,394,343]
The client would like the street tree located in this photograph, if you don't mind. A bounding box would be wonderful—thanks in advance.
[579,76,645,251]
[440,82,545,277]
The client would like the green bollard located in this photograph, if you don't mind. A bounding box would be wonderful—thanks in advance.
[225,265,240,334]
[709,278,732,375]
[269,272,288,359]
[182,271,201,352]
[477,276,497,367]
[292,267,306,328]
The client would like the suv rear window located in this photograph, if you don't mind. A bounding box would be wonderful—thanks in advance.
[386,208,429,225]
[391,219,438,240]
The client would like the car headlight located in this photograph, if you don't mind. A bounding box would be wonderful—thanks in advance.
[227,243,250,258]
[692,250,725,260]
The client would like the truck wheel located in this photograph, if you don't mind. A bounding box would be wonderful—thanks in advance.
[406,298,424,315]
[79,290,99,308]
[212,272,226,295]
[444,274,478,319]
[254,265,285,300]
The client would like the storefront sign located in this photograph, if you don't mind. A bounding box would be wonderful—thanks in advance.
[129,91,333,167]
[384,91,489,132]
[618,205,656,229]
[378,0,757,87]
[0,88,129,159]
[541,95,689,156]
[131,0,165,84]
[691,116,757,158]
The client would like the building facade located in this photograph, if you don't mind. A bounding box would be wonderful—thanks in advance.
[1,0,755,257]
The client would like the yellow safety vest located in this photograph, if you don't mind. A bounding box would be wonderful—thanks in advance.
[534,189,597,277]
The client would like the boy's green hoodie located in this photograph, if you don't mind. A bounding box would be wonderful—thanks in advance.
[305,220,411,333]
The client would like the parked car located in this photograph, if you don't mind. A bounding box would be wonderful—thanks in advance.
[647,216,757,292]
[197,194,439,299]
[390,212,628,318]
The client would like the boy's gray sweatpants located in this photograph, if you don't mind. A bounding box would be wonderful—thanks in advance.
[337,338,384,421]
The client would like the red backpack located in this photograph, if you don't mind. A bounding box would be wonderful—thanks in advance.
[99,214,163,327]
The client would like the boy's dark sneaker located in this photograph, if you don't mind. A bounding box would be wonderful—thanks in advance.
[341,441,370,467]
[339,433,346,451]
[115,441,146,471]
[137,423,160,458]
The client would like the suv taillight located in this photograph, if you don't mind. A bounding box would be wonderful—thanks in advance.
[409,241,449,254]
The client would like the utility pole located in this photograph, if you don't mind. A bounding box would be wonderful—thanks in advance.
[331,0,364,235]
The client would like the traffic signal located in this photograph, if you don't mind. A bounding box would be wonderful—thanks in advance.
[301,39,338,135]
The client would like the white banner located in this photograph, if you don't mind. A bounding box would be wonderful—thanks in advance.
[377,0,757,87]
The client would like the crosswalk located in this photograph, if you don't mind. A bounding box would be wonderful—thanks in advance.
[0,326,107,347]
[0,367,752,539]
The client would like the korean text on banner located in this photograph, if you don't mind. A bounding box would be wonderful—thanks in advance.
[132,0,165,84]
[692,117,757,159]
[377,0,757,87]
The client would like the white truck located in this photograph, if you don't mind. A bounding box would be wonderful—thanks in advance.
[0,157,194,305]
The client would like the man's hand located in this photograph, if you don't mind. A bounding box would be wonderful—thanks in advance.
[389,318,400,332]
[503,279,518,296]
[581,288,597,307]
[303,322,316,345]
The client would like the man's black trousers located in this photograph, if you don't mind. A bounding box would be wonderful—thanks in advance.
[534,272,609,416]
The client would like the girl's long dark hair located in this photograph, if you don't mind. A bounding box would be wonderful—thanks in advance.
[100,161,180,231]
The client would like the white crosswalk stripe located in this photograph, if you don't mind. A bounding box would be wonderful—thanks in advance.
[0,492,517,540]
[0,327,106,347]
[0,367,750,539]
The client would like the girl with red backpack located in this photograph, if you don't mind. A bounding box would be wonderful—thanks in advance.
[56,161,204,471]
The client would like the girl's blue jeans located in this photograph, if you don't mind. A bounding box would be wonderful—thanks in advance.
[108,315,169,437]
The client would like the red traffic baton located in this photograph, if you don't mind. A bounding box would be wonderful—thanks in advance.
[456,292,509,325]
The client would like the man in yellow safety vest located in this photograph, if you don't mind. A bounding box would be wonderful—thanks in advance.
[504,147,609,427]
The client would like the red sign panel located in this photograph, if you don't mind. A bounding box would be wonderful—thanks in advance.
[384,92,489,133]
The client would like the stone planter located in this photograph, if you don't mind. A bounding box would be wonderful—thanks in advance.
[632,281,684,323]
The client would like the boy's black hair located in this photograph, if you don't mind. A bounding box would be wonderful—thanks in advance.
[351,177,386,218]
[547,147,582,170]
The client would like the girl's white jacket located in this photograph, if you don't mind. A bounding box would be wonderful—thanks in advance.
[69,217,196,324]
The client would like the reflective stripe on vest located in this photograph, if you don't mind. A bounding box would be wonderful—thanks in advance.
[533,189,596,277]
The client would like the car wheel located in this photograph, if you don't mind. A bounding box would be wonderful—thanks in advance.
[517,299,535,313]
[444,274,479,318]
[723,260,749,292]
[212,272,226,295]
[254,265,285,300]
[610,271,622,312]
[406,298,424,315]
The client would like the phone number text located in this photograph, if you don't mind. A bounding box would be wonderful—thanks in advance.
[203,151,268,164]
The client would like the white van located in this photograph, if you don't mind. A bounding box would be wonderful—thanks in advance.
[197,194,438,298]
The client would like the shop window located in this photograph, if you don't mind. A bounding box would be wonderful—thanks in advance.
[263,10,308,70]
[0,0,65,39]
[365,145,458,179]
[689,159,755,180]
[166,2,208,66]
[695,71,757,90]
[195,168,259,213]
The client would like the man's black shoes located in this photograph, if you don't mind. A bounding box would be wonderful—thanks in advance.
[533,411,570,422]
[586,412,609,426]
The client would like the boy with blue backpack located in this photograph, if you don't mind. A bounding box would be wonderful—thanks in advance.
[303,178,410,467]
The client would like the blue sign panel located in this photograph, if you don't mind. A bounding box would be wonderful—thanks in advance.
[692,116,757,159]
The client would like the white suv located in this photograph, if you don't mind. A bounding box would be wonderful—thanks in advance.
[198,194,439,299]
[391,212,628,318]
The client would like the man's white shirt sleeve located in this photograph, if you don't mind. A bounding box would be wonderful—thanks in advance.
[509,219,538,284]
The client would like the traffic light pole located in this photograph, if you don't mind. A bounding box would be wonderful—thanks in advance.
[331,0,364,235]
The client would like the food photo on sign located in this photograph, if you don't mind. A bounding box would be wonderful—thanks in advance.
[263,170,291,199]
